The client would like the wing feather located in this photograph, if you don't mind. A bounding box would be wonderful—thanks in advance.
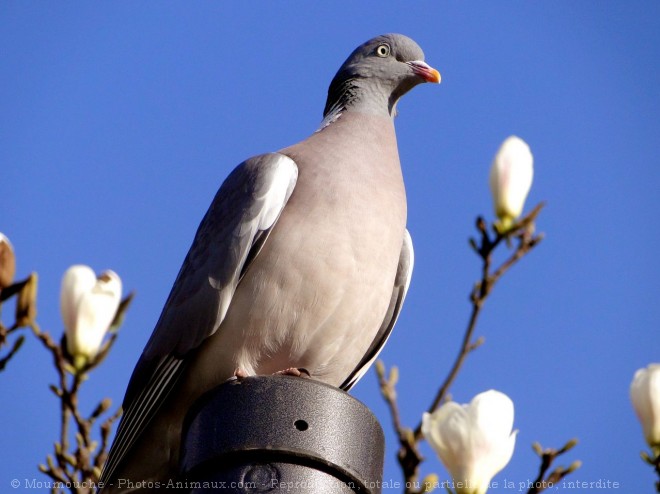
[340,229,414,390]
[101,153,298,483]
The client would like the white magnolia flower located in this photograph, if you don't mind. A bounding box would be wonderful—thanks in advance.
[630,363,660,452]
[489,136,534,230]
[61,265,122,368]
[0,232,16,290]
[422,390,517,494]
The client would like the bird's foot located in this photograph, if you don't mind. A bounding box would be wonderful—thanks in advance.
[227,367,310,383]
[274,367,311,378]
[224,368,251,382]
[233,368,250,378]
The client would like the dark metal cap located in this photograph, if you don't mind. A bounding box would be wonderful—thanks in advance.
[180,375,385,493]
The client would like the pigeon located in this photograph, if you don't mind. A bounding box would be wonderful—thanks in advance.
[100,33,440,492]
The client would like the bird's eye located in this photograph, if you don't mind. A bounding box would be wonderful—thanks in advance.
[375,44,390,58]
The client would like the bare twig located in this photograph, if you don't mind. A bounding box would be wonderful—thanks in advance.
[0,333,25,370]
[414,203,545,441]
[29,311,126,493]
[1,262,130,491]
[0,276,36,371]
[527,439,581,494]
[95,405,123,473]
[376,204,545,494]
[376,362,424,493]
[640,450,660,493]
[375,363,405,435]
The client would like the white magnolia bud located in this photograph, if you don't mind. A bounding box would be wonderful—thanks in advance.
[489,136,534,230]
[0,232,16,290]
[630,363,660,453]
[61,265,122,368]
[422,390,517,494]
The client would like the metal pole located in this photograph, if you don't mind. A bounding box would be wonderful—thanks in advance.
[180,375,385,493]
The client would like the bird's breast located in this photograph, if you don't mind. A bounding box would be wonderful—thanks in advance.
[200,113,407,388]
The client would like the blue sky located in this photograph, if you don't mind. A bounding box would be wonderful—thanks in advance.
[2,2,659,492]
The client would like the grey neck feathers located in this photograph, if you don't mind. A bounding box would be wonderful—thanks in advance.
[319,77,395,130]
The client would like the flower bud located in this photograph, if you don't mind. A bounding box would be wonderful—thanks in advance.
[61,265,122,369]
[422,390,517,494]
[630,363,660,453]
[489,136,534,230]
[0,232,16,290]
[15,273,38,326]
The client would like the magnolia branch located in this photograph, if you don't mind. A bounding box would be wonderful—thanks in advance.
[639,450,660,493]
[30,321,124,494]
[416,202,545,432]
[0,331,24,370]
[375,362,426,494]
[0,274,37,370]
[0,271,129,494]
[527,440,581,494]
[377,204,546,493]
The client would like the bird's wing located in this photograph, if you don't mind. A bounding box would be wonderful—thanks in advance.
[340,229,414,390]
[101,153,298,482]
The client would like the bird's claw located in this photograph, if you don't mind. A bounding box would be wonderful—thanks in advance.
[230,368,250,381]
[274,367,311,378]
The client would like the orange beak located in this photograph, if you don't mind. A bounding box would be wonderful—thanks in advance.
[407,60,441,84]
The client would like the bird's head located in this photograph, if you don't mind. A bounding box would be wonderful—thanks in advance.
[323,33,440,119]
